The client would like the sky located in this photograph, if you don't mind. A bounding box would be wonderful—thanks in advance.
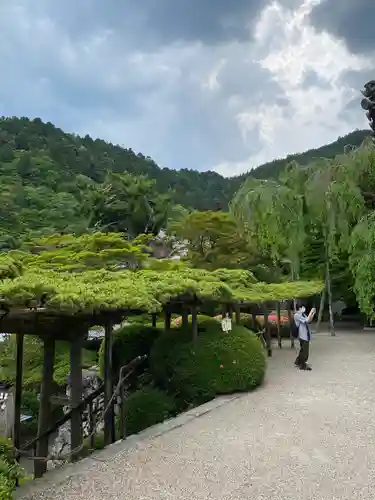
[0,0,374,177]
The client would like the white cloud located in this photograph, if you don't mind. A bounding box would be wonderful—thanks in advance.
[201,58,228,91]
[0,0,374,177]
[215,0,374,177]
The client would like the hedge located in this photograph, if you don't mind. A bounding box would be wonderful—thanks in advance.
[118,387,176,436]
[150,323,266,407]
[99,324,163,378]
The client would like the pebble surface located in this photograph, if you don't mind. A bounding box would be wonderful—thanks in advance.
[17,331,375,500]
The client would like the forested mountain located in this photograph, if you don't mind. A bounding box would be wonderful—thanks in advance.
[236,129,371,181]
[0,116,371,248]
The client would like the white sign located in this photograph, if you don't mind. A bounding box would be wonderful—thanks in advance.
[221,315,232,333]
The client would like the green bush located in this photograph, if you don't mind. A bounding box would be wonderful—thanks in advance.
[119,387,176,436]
[0,437,24,500]
[126,313,154,325]
[150,324,266,407]
[239,313,261,331]
[99,324,163,378]
[172,314,222,333]
[82,432,107,458]
[0,438,13,462]
[240,313,290,339]
[21,390,39,418]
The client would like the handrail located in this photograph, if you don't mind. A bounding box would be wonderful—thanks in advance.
[21,355,146,453]
[21,384,104,452]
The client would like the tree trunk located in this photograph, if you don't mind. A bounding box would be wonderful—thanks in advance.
[286,300,295,349]
[316,280,326,333]
[325,243,335,336]
[290,263,297,311]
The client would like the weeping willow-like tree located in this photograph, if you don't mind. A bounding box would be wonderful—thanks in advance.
[349,212,375,319]
[305,157,364,334]
[230,162,306,283]
[345,141,375,321]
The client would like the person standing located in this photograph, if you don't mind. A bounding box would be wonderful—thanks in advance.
[294,303,316,371]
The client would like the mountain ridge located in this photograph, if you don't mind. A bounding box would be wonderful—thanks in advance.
[0,116,371,212]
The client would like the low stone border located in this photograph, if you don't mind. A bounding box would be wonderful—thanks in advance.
[15,392,246,499]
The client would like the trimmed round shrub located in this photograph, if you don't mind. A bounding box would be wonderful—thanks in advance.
[99,324,163,377]
[119,387,176,436]
[150,324,266,407]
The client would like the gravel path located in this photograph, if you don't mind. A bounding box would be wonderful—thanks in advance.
[18,331,375,500]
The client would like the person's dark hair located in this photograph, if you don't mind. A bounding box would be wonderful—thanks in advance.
[295,300,305,310]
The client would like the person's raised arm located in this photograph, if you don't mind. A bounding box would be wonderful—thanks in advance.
[307,307,316,323]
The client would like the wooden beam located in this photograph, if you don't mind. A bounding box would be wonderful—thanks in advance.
[69,334,84,462]
[35,337,55,478]
[13,333,24,466]
[103,321,115,446]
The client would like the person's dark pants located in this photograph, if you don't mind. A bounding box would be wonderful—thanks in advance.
[295,339,310,368]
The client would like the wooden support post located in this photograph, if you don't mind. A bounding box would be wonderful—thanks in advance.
[35,337,55,478]
[276,302,282,348]
[228,304,233,321]
[263,306,272,357]
[151,313,157,328]
[235,304,241,325]
[251,310,258,331]
[103,321,115,446]
[182,306,189,331]
[70,334,84,461]
[191,305,198,344]
[287,301,295,349]
[164,309,171,332]
[221,305,226,319]
[13,333,24,466]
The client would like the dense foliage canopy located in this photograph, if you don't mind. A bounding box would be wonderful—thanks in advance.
[0,262,323,315]
[0,117,370,249]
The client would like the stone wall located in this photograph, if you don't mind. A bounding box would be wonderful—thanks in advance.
[49,367,105,469]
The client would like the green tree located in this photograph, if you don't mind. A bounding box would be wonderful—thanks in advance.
[169,211,256,270]
[230,166,306,283]
[305,158,364,333]
[349,211,375,319]
[96,172,174,236]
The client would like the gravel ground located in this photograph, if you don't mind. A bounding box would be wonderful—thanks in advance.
[17,331,375,500]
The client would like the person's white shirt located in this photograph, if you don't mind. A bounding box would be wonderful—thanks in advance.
[294,311,310,341]
[294,307,316,341]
